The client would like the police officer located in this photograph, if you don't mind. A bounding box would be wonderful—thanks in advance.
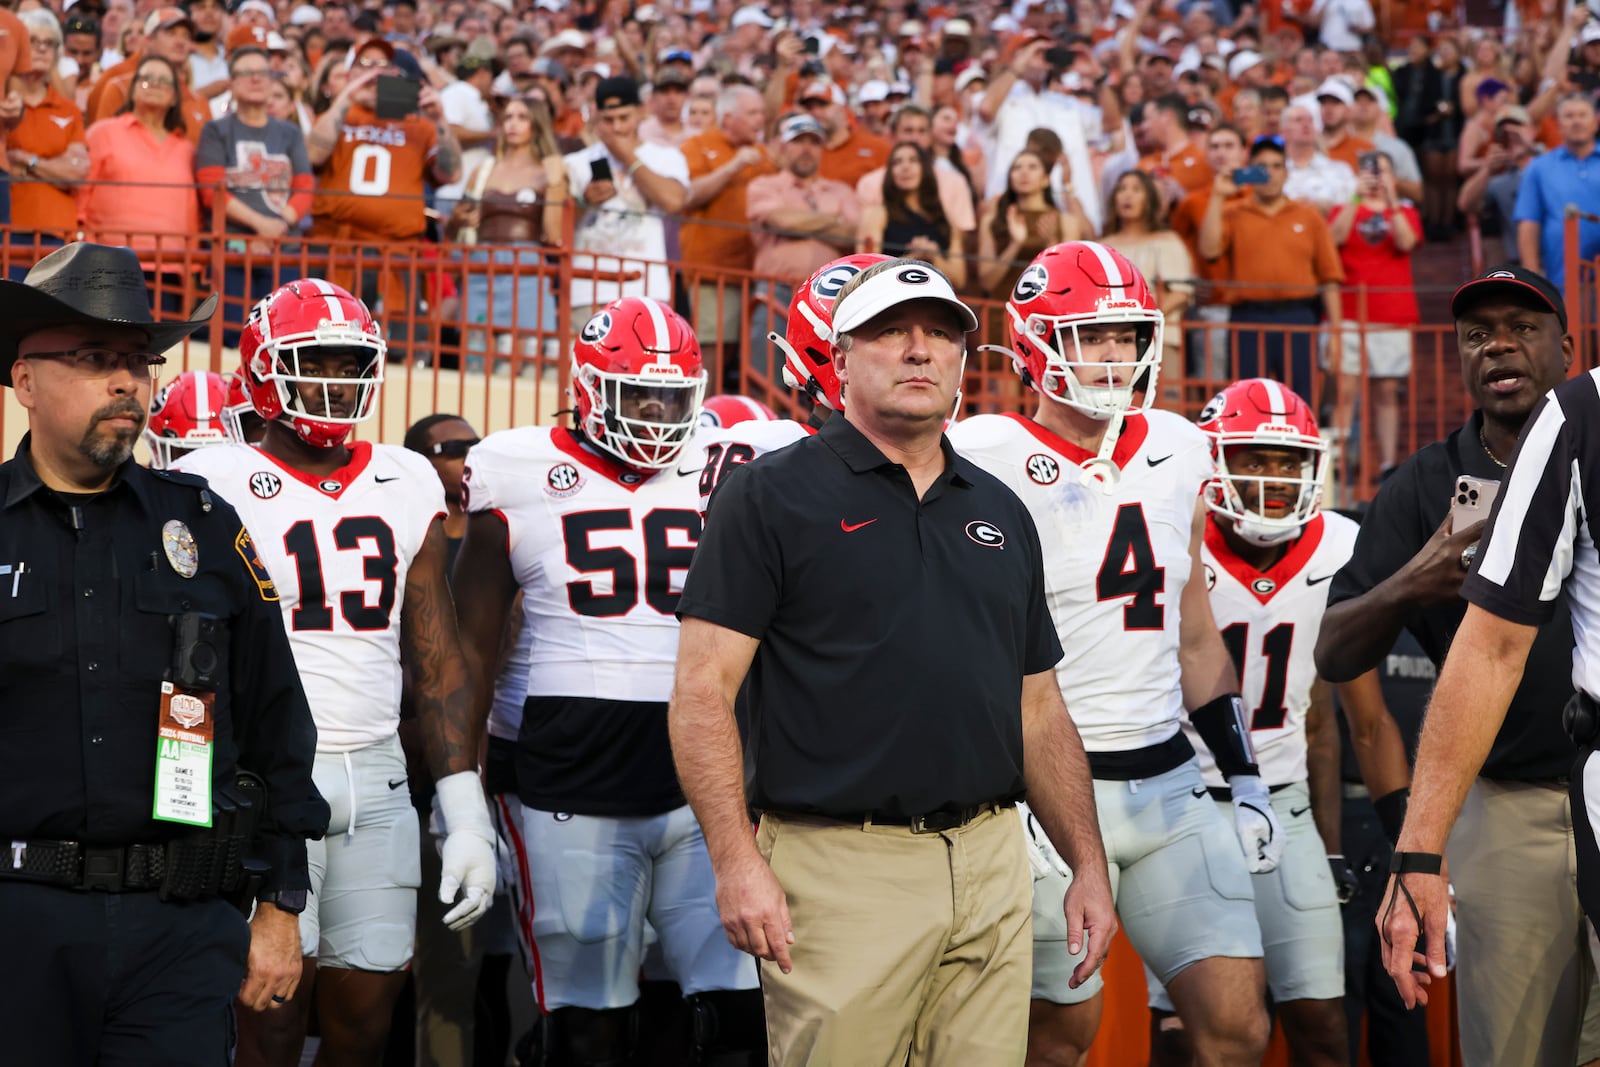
[0,242,328,1065]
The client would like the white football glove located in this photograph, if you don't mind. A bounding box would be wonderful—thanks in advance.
[433,771,498,931]
[1018,801,1071,880]
[1228,774,1285,874]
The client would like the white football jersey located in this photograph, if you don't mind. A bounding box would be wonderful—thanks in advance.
[175,441,445,751]
[1186,510,1359,787]
[462,426,704,703]
[950,410,1213,751]
[696,419,813,515]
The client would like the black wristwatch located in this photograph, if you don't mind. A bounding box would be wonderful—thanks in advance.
[257,889,308,915]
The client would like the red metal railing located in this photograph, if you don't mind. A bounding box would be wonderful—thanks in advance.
[3,187,1596,504]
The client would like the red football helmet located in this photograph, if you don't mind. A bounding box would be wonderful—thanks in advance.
[144,370,231,469]
[699,393,779,428]
[1003,241,1164,419]
[773,253,892,411]
[219,371,260,443]
[239,279,387,449]
[1197,378,1329,546]
[572,297,707,471]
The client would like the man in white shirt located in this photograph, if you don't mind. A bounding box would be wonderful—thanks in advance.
[1282,103,1357,214]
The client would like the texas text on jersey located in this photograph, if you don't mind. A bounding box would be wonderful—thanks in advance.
[463,423,704,813]
[1187,511,1358,787]
[174,441,445,750]
[949,408,1213,750]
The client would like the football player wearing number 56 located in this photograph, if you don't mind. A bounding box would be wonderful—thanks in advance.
[174,280,497,1067]
[450,296,764,1066]
[949,241,1274,1067]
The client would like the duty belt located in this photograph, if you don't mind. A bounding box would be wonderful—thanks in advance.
[3,840,169,892]
[2,835,256,900]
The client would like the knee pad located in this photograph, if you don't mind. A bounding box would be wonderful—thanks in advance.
[687,989,766,1066]
[536,1006,637,1067]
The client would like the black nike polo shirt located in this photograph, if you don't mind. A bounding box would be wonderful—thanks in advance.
[677,415,1062,819]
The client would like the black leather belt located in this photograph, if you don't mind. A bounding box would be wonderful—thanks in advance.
[859,801,1014,834]
[1,839,168,892]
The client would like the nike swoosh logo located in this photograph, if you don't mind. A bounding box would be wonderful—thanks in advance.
[1191,787,1208,798]
[678,464,703,477]
[374,475,400,483]
[388,778,407,790]
[1289,805,1311,817]
[1147,455,1173,467]
[1306,574,1334,586]
[841,518,878,532]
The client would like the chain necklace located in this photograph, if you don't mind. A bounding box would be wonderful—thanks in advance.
[1479,424,1507,469]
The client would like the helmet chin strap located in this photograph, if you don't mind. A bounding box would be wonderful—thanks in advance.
[1078,409,1125,494]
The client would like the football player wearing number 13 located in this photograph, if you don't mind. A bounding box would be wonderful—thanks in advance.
[948,242,1276,1067]
[173,280,497,1067]
[450,296,763,1066]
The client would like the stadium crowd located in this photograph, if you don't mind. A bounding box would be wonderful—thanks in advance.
[4,0,1600,1064]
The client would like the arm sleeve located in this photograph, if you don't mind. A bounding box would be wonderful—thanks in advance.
[675,463,783,640]
[1463,389,1586,626]
[222,511,329,894]
[194,121,225,210]
[1019,506,1065,676]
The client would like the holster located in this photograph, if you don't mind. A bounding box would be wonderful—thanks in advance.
[158,770,272,914]
[1565,692,1600,748]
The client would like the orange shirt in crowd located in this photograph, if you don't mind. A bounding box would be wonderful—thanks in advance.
[1171,187,1246,301]
[84,52,139,118]
[1216,196,1344,303]
[310,105,437,241]
[746,169,861,279]
[1139,141,1214,197]
[89,69,212,145]
[0,9,36,173]
[820,124,890,188]
[80,113,199,260]
[9,87,84,232]
[679,126,778,272]
[1324,133,1376,173]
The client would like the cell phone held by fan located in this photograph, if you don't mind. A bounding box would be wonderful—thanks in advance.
[589,157,614,185]
[374,74,419,119]
[1231,164,1269,186]
[1449,475,1500,529]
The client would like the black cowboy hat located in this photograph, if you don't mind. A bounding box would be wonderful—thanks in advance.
[0,243,217,387]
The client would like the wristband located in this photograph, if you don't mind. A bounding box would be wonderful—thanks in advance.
[627,159,644,179]
[1374,786,1409,842]
[1190,693,1259,779]
[1388,850,1442,875]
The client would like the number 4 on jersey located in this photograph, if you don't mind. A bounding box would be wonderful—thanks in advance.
[1096,504,1165,630]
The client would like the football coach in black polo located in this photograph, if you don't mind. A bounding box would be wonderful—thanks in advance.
[668,257,1116,1066]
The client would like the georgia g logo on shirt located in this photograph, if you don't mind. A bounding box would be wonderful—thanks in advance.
[965,520,1005,548]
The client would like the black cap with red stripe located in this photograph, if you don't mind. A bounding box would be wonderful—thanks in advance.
[1451,264,1567,332]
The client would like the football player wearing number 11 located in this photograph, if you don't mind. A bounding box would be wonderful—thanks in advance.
[174,280,497,1067]
[949,241,1275,1067]
[450,296,763,1066]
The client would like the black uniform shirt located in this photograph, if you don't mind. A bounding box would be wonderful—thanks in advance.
[0,438,328,892]
[677,415,1063,819]
[1328,411,1576,781]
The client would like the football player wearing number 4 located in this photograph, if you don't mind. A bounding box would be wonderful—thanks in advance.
[173,280,496,1067]
[948,241,1275,1067]
[1145,379,1364,1067]
[451,296,763,1067]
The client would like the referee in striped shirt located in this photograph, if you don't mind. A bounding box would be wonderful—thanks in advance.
[1378,266,1590,1008]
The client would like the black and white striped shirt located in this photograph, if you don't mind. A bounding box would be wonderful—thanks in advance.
[1464,370,1600,698]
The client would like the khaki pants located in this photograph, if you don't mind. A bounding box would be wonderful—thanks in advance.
[1448,777,1600,1067]
[756,804,1032,1067]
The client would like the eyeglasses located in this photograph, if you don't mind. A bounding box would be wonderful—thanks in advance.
[427,438,479,458]
[137,75,176,89]
[26,348,167,378]
[29,36,59,49]
[232,66,272,79]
